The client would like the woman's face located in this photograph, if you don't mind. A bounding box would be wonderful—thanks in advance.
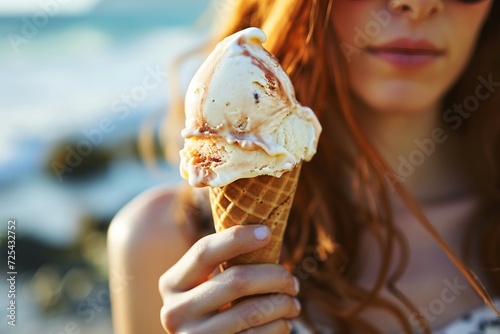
[332,0,493,114]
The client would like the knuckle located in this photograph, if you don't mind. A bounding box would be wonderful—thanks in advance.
[266,266,295,295]
[272,294,298,315]
[237,301,266,328]
[272,319,292,334]
[269,292,288,305]
[158,271,172,294]
[225,225,245,243]
[226,266,252,294]
[280,295,295,309]
[281,319,293,334]
[277,268,295,293]
[287,297,301,317]
[190,237,210,264]
[160,295,190,332]
[160,304,180,333]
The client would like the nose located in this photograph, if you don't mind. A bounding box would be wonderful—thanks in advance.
[388,0,444,21]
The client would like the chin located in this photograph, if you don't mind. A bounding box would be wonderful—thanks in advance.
[373,101,436,115]
[354,82,443,115]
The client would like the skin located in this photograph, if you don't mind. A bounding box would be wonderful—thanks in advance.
[107,187,191,334]
[332,0,493,200]
[333,0,492,114]
[108,186,299,334]
[331,0,494,331]
[107,0,494,333]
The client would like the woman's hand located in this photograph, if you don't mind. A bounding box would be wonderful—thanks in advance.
[158,225,301,334]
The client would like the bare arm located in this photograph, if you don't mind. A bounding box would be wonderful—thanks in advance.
[107,185,191,334]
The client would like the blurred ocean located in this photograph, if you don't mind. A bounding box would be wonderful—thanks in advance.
[0,0,213,244]
[0,0,219,332]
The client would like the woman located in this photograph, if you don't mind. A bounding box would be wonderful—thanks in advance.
[107,0,500,333]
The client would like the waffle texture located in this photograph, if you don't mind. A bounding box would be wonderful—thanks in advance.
[209,164,301,269]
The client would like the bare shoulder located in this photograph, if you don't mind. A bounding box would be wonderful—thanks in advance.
[107,185,196,334]
[108,184,193,265]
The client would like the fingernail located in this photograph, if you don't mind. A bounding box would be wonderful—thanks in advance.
[293,276,300,293]
[253,226,269,240]
[293,298,301,311]
[286,320,293,330]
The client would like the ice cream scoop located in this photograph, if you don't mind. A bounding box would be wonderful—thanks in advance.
[180,27,321,188]
[179,27,321,267]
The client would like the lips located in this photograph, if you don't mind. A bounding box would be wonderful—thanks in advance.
[366,38,445,68]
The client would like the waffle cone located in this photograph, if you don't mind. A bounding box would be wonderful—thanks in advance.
[209,163,301,269]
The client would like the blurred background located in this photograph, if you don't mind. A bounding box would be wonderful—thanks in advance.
[0,0,224,332]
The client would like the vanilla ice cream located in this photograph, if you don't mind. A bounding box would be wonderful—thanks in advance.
[180,27,321,187]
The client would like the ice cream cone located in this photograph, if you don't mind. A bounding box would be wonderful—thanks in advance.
[209,163,302,269]
[180,29,320,271]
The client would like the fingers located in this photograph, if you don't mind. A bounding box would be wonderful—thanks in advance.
[187,264,300,316]
[238,319,293,334]
[161,225,270,291]
[201,294,301,334]
[158,225,299,334]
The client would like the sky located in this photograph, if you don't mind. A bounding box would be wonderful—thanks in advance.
[0,0,103,15]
